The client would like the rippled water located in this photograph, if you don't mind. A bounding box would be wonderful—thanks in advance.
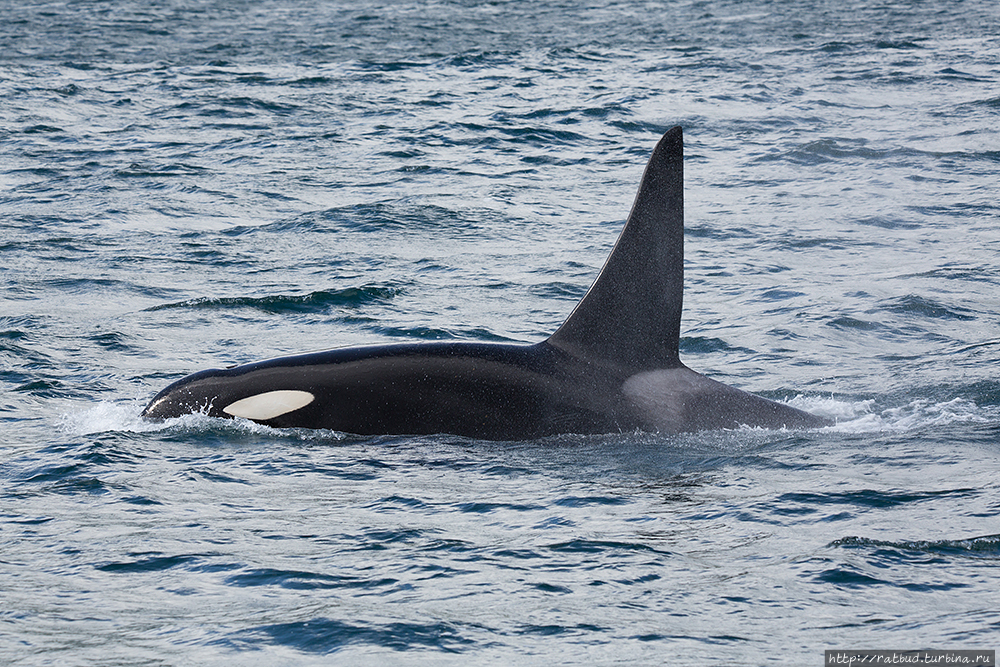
[2,1,1000,664]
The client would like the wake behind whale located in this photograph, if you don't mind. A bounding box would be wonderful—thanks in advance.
[142,127,830,438]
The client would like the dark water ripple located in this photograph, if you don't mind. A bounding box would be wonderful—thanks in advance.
[145,286,403,315]
[227,617,477,654]
[832,534,1000,561]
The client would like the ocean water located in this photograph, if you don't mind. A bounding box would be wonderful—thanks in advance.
[2,0,1000,664]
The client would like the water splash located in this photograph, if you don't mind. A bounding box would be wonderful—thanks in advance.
[786,395,992,433]
[61,395,993,440]
[57,400,278,437]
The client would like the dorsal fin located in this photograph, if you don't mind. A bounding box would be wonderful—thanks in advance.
[547,126,684,372]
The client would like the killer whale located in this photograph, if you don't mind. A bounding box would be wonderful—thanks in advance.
[141,127,830,438]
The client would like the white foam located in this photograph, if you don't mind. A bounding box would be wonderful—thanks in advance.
[57,400,268,436]
[57,400,346,440]
[783,395,992,433]
[57,400,163,436]
[60,395,991,440]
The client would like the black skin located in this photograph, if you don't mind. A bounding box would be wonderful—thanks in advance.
[142,127,831,438]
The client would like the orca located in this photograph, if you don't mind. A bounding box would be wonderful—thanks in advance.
[141,127,830,438]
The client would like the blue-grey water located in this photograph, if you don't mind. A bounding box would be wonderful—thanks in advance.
[3,1,1000,664]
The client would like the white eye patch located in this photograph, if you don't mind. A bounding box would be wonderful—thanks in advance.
[223,390,315,421]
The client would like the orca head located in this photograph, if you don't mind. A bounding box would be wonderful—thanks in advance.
[141,369,315,423]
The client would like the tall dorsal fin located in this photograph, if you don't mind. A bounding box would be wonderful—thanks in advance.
[547,126,684,372]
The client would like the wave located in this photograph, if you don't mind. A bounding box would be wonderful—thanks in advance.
[58,400,289,438]
[143,285,402,315]
[831,534,1000,560]
[62,394,993,441]
[788,395,993,433]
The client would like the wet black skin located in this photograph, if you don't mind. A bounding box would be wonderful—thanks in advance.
[142,127,831,438]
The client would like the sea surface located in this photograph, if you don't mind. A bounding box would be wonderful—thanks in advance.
[2,1,1000,665]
